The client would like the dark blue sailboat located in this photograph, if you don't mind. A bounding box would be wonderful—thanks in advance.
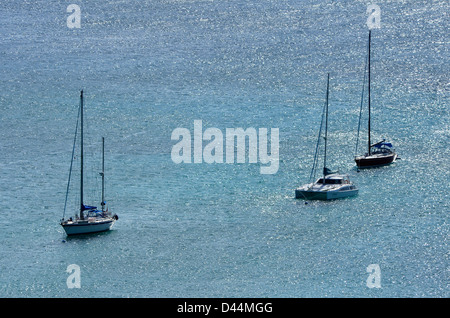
[355,31,398,168]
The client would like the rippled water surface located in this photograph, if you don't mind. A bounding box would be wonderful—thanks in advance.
[0,0,448,297]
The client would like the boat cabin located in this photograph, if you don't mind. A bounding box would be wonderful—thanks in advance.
[316,175,350,185]
[370,141,394,155]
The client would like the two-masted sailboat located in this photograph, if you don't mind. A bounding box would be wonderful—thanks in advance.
[60,90,118,235]
[295,74,358,200]
[354,30,397,168]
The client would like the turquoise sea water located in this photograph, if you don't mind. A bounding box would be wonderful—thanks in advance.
[0,0,448,297]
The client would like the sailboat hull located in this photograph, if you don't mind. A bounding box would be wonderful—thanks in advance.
[295,188,358,200]
[61,219,115,235]
[355,152,397,168]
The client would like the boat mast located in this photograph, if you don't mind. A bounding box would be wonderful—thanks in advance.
[101,137,105,212]
[323,73,330,178]
[79,90,84,220]
[368,30,372,155]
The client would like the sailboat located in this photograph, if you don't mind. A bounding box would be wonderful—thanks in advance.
[295,74,358,200]
[354,30,397,168]
[60,90,118,235]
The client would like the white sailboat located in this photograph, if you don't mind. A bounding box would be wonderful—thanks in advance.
[60,90,118,235]
[295,74,358,201]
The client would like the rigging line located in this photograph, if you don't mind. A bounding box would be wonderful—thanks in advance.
[355,38,369,157]
[309,88,328,183]
[312,90,328,182]
[63,101,81,220]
